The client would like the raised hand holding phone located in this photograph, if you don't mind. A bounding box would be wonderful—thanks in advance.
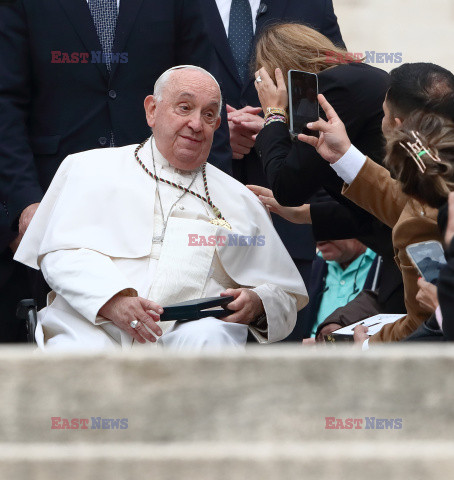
[297,94,351,163]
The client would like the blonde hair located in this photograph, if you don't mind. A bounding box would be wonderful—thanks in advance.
[385,112,454,208]
[254,23,358,86]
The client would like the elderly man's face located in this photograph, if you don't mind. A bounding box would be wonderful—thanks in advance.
[144,70,221,170]
[316,239,366,266]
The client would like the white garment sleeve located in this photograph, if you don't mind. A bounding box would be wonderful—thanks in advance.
[41,248,137,324]
[362,338,370,351]
[435,306,443,330]
[250,284,297,343]
[331,145,367,185]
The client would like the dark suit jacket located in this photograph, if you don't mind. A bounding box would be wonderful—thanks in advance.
[0,0,231,249]
[201,0,345,260]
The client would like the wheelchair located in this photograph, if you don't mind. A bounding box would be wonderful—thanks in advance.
[16,299,38,344]
[15,299,257,345]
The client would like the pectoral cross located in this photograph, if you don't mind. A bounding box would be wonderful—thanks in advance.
[210,217,232,230]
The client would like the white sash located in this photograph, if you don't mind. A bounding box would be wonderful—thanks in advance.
[146,217,218,335]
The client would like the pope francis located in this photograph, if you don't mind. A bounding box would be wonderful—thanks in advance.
[14,65,308,350]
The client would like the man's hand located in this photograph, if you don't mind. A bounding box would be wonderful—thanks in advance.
[247,185,311,224]
[98,293,163,344]
[416,277,439,313]
[316,323,341,343]
[446,192,454,246]
[19,202,40,235]
[227,105,263,159]
[297,94,351,164]
[10,202,40,253]
[254,67,288,112]
[220,288,265,325]
[353,324,369,345]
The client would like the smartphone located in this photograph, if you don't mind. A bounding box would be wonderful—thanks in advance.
[288,69,319,136]
[406,241,447,284]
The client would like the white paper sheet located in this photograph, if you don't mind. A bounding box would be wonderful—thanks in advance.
[333,314,406,336]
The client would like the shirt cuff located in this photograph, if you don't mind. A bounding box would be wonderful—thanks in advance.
[435,306,443,331]
[251,284,297,343]
[331,144,367,185]
[362,338,370,351]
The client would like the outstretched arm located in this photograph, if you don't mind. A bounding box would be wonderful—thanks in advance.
[299,94,407,228]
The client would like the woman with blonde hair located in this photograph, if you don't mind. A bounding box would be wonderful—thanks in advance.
[254,23,359,89]
[250,23,389,208]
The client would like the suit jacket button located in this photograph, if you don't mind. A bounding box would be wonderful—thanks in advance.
[109,89,117,99]
[98,136,107,146]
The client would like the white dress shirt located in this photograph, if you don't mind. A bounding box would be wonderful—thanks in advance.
[215,0,261,34]
[87,0,120,8]
[330,144,367,185]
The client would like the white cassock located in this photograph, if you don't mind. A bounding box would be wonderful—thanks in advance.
[14,138,308,350]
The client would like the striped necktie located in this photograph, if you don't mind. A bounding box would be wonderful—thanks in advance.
[228,0,254,84]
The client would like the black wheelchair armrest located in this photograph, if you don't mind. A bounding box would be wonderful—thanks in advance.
[16,299,38,344]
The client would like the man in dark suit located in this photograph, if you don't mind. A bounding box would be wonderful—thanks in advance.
[201,0,345,340]
[0,0,229,341]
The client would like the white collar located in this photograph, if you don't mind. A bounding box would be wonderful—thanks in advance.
[147,137,198,177]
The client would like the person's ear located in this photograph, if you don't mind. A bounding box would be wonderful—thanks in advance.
[394,117,403,128]
[144,95,157,128]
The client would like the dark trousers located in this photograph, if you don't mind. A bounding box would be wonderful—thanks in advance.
[0,249,29,342]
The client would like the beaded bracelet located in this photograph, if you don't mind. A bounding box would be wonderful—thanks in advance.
[264,113,287,127]
[264,107,288,122]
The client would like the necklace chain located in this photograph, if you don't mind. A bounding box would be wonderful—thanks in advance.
[134,137,227,222]
[153,156,198,243]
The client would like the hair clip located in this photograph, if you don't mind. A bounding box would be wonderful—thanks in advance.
[399,130,442,173]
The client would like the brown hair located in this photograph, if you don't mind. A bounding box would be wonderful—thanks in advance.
[385,112,454,208]
[254,23,359,86]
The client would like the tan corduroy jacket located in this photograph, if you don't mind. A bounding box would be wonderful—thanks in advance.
[342,158,442,343]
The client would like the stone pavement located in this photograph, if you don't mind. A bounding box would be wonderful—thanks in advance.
[0,345,453,479]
